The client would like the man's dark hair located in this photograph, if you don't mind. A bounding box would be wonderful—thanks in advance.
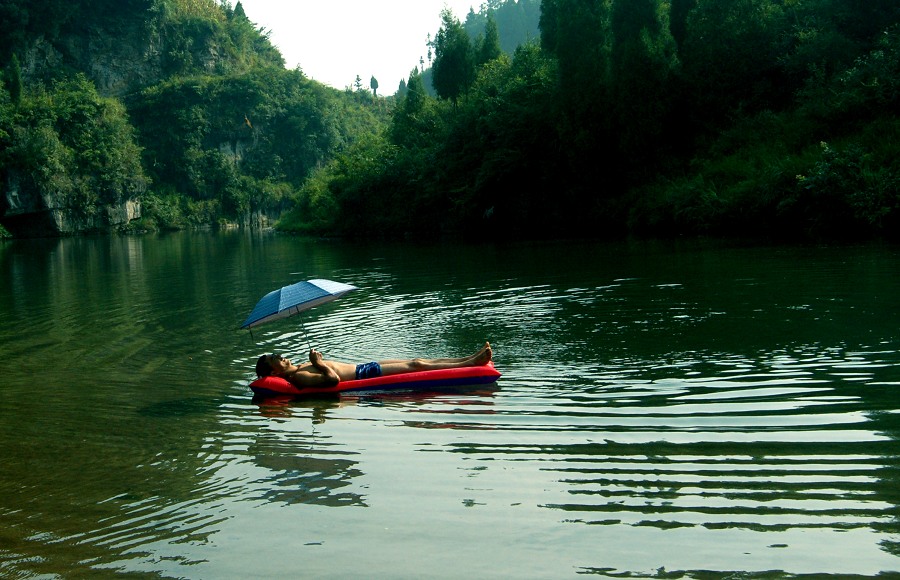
[256,355,273,377]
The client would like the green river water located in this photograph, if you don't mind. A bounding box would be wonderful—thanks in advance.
[1,232,898,578]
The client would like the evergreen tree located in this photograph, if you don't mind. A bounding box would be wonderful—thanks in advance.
[465,0,541,55]
[541,0,610,105]
[7,53,22,107]
[233,1,247,20]
[476,15,502,66]
[610,0,677,171]
[432,8,474,104]
[390,69,431,149]
[538,0,561,55]
[669,0,696,54]
[402,69,427,115]
[682,0,791,135]
[370,75,379,96]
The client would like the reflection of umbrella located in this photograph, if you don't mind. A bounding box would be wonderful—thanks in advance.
[241,279,357,341]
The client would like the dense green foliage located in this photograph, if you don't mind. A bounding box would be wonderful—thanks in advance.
[0,0,388,234]
[127,67,384,229]
[5,54,22,107]
[281,0,900,241]
[432,9,476,105]
[2,0,899,241]
[463,0,542,55]
[282,42,561,238]
[0,74,147,224]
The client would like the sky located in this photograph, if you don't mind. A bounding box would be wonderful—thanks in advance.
[235,0,480,91]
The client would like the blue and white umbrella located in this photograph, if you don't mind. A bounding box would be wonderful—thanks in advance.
[241,279,357,339]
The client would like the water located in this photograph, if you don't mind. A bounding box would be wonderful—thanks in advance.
[1,233,898,578]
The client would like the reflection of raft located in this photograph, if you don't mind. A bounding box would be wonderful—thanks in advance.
[249,362,501,398]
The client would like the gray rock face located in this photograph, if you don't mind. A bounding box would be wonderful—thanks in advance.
[3,168,142,237]
[3,14,226,237]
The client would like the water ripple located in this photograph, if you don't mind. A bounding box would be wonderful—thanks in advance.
[3,237,899,578]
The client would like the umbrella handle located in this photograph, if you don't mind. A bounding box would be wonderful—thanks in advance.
[296,307,313,351]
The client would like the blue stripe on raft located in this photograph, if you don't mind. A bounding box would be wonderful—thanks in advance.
[249,363,501,398]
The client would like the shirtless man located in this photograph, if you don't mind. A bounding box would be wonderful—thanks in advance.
[255,342,493,389]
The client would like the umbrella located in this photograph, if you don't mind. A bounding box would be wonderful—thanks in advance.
[241,279,358,342]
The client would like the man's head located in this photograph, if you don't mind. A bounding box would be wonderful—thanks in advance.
[256,353,286,377]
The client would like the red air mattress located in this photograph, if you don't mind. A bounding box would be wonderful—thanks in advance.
[249,362,501,397]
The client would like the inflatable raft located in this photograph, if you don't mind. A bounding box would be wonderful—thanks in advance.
[249,362,501,398]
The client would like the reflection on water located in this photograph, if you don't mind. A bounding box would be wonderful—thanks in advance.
[0,233,898,578]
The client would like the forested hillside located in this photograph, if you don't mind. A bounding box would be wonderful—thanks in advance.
[284,0,900,241]
[2,0,899,241]
[463,0,541,54]
[409,1,540,100]
[0,0,386,237]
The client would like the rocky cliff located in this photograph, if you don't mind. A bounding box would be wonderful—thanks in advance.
[1,1,252,237]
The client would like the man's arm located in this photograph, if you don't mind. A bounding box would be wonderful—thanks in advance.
[309,349,340,385]
[279,350,341,389]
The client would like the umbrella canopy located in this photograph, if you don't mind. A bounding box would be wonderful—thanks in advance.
[241,279,357,330]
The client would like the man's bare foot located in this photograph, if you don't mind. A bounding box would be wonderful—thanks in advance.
[473,342,492,365]
[474,341,491,356]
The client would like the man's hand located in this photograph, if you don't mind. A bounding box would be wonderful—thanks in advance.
[309,349,329,372]
[308,348,340,386]
[282,349,339,388]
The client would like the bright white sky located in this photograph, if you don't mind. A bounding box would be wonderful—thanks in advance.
[236,0,479,91]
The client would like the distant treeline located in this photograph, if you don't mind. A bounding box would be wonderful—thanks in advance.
[2,0,899,241]
[283,0,900,241]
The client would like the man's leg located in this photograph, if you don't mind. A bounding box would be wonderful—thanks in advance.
[377,343,491,376]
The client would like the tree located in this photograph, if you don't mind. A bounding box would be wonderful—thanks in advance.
[450,43,563,234]
[400,69,427,117]
[389,69,432,148]
[539,0,613,165]
[678,0,788,130]
[476,15,502,67]
[669,0,696,54]
[464,0,540,55]
[432,8,474,104]
[6,53,22,107]
[5,74,147,220]
[538,0,561,55]
[610,0,677,171]
[370,75,379,97]
[540,0,611,113]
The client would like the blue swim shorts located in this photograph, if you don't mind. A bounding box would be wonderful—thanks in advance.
[355,361,382,380]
